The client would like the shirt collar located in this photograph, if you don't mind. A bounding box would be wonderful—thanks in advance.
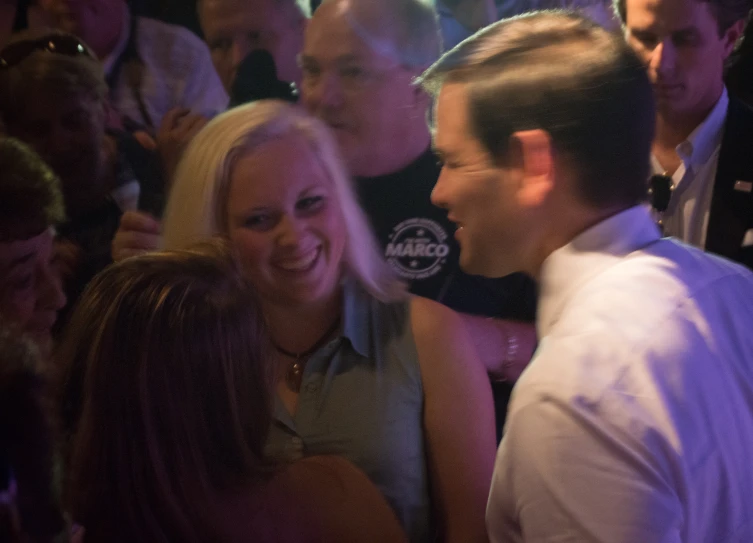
[676,87,729,169]
[340,278,372,358]
[110,180,140,212]
[537,205,660,338]
[102,3,131,75]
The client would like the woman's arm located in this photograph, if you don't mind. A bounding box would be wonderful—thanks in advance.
[290,456,408,543]
[411,296,496,543]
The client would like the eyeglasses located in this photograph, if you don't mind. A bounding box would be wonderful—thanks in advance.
[0,35,93,70]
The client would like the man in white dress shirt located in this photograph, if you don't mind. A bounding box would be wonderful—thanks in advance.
[615,0,752,266]
[420,11,753,543]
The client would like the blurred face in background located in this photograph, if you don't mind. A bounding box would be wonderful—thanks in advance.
[300,0,429,177]
[624,0,743,120]
[40,0,125,59]
[199,0,305,91]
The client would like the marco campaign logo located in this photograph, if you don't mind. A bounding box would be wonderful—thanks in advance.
[385,218,450,280]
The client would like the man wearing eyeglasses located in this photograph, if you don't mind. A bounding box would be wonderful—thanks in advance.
[615,0,753,269]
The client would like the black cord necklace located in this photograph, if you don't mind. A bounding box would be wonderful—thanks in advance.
[273,316,341,393]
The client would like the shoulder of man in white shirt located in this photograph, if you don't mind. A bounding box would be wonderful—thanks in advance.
[492,240,753,542]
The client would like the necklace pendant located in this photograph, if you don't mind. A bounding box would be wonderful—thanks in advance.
[286,359,304,393]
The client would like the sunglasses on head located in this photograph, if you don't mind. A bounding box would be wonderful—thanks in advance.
[0,35,93,70]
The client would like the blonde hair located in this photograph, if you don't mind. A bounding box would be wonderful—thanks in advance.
[162,100,405,302]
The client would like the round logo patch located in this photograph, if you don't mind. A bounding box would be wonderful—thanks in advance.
[385,218,451,280]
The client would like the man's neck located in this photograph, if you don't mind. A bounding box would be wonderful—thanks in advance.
[654,90,723,153]
[528,203,633,280]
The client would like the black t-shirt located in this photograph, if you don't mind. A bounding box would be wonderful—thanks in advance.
[356,148,537,321]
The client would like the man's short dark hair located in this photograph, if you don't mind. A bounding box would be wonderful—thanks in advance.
[0,138,65,240]
[613,0,750,35]
[419,11,655,209]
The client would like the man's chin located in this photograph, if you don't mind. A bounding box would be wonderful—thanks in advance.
[26,328,54,357]
[460,251,518,279]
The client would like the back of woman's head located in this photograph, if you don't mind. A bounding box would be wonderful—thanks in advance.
[57,241,274,542]
[162,100,405,303]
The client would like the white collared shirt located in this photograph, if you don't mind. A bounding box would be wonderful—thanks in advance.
[651,89,729,248]
[487,206,753,543]
[102,5,228,129]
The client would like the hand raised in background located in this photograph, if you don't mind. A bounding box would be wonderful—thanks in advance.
[111,210,162,262]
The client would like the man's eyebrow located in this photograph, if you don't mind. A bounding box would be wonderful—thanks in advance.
[334,54,363,64]
[432,144,456,162]
[1,252,34,274]
[300,54,364,65]
[630,25,699,37]
[672,27,701,38]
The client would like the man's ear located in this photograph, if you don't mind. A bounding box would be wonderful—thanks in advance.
[723,18,746,59]
[509,129,554,208]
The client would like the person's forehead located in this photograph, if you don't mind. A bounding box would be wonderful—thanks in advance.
[231,134,328,195]
[626,0,716,30]
[201,0,280,29]
[434,84,471,147]
[0,230,53,271]
[304,5,395,65]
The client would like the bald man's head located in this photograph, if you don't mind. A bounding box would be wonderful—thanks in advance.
[199,0,307,91]
[299,0,441,177]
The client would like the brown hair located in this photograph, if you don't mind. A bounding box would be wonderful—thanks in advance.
[0,137,65,240]
[57,241,275,542]
[613,0,750,35]
[0,30,107,128]
[418,11,655,209]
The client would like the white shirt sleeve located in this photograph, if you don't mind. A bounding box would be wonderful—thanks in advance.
[487,391,684,543]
